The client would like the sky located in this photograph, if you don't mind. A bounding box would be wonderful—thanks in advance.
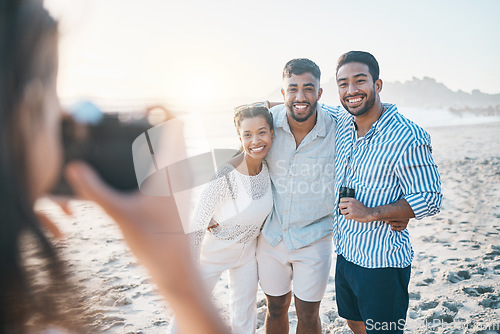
[44,0,500,112]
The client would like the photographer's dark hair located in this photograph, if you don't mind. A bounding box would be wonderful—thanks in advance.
[0,0,86,332]
[282,58,321,81]
[336,51,380,82]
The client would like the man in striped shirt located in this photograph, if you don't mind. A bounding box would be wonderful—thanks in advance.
[327,51,442,334]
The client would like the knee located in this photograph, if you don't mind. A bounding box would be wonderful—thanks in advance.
[296,308,320,327]
[266,295,290,319]
[295,299,321,325]
[296,306,319,320]
[267,301,288,318]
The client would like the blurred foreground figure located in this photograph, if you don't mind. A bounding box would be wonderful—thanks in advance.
[0,0,229,333]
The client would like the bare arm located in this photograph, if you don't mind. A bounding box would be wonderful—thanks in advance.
[66,162,230,334]
[338,137,441,231]
[339,197,415,223]
[370,198,415,221]
[339,198,414,231]
[268,101,283,108]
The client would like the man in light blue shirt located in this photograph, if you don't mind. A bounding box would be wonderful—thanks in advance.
[256,58,336,333]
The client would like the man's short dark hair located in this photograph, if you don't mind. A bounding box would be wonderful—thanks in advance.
[336,51,380,82]
[282,58,321,81]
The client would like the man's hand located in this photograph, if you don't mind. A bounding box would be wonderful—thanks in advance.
[207,219,219,232]
[385,219,410,231]
[339,197,413,230]
[339,197,374,223]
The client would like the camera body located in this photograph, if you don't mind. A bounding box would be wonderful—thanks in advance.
[51,111,151,195]
[338,186,355,214]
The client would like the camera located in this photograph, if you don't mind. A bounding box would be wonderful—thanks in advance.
[338,186,355,214]
[50,103,240,197]
[51,102,152,195]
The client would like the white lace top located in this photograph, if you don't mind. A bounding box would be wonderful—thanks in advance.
[191,162,272,257]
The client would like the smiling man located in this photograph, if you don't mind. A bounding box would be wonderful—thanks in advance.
[331,51,442,334]
[257,58,336,333]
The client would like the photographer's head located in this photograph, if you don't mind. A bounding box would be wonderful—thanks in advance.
[0,1,84,331]
[336,51,383,117]
[234,103,274,160]
[1,0,61,200]
[281,58,323,123]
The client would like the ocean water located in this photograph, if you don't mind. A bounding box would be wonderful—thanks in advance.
[66,99,499,159]
[181,107,500,154]
[70,98,500,138]
[203,107,500,140]
[394,107,500,129]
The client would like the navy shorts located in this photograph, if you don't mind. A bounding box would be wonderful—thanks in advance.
[335,255,411,334]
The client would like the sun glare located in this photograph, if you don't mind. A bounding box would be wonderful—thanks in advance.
[181,76,217,102]
[162,70,236,113]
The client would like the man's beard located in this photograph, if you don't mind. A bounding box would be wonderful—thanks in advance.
[287,101,317,123]
[341,87,376,117]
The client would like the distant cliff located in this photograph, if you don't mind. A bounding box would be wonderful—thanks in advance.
[267,76,500,114]
[381,77,500,111]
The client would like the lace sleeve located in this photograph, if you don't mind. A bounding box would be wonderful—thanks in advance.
[189,165,235,259]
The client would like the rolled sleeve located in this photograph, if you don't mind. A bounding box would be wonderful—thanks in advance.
[397,139,442,219]
[404,192,442,219]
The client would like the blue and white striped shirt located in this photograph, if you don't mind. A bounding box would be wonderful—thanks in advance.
[324,103,442,269]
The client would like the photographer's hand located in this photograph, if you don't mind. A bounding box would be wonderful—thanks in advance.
[35,196,74,239]
[65,162,230,334]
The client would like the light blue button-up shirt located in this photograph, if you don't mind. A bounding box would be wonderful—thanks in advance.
[262,104,336,251]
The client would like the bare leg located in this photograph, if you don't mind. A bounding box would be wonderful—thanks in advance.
[294,296,321,334]
[347,319,367,334]
[264,292,292,334]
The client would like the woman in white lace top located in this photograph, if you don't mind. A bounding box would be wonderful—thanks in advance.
[171,103,274,334]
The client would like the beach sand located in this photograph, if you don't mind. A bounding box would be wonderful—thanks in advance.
[36,122,500,333]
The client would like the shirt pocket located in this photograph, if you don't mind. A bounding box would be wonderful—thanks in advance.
[292,156,335,211]
[354,157,397,191]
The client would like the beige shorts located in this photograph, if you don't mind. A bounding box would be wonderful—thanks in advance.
[256,233,333,302]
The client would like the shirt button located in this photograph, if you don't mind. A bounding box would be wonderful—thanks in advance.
[284,211,288,215]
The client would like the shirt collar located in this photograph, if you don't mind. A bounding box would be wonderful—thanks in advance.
[372,103,397,133]
[274,105,289,130]
[347,103,398,138]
